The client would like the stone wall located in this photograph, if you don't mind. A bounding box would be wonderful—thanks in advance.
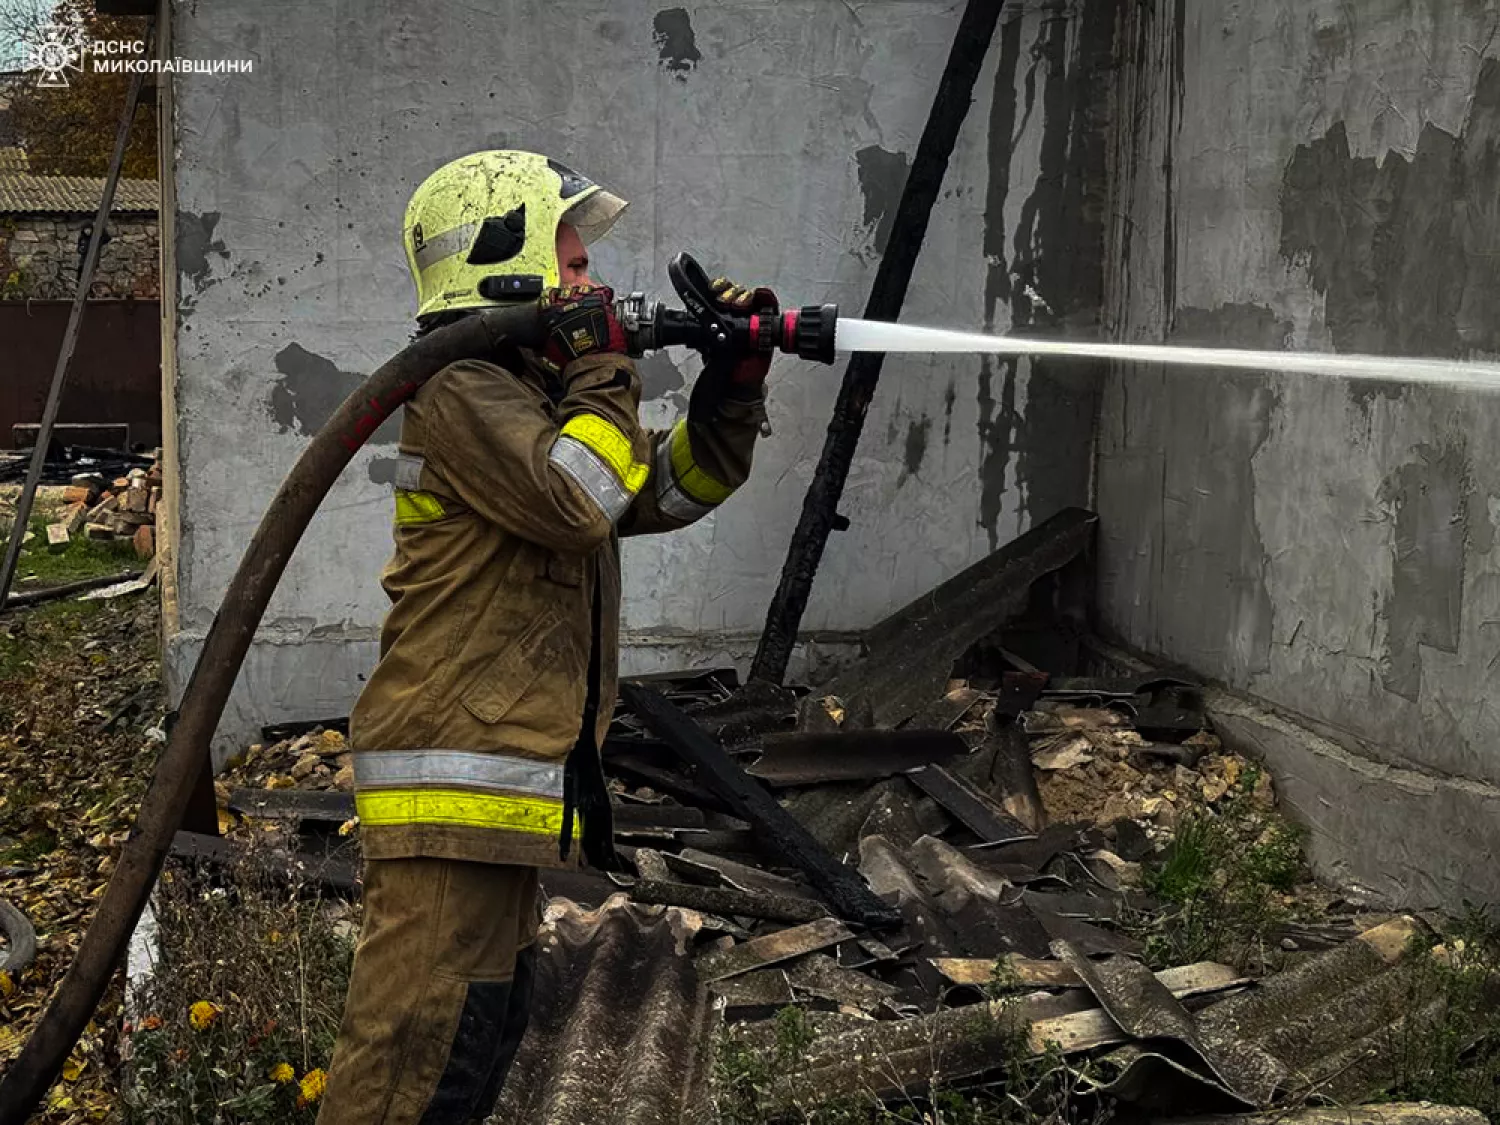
[1,214,159,300]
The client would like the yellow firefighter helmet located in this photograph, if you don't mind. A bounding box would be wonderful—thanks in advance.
[403,150,628,320]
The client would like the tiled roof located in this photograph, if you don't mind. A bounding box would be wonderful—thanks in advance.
[0,147,158,214]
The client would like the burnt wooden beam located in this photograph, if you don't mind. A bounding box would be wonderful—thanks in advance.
[749,0,1010,685]
[620,684,901,930]
[748,729,967,787]
[631,880,829,925]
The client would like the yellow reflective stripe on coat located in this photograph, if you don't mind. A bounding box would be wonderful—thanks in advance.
[669,423,733,504]
[355,788,563,836]
[394,489,446,525]
[548,413,650,522]
[560,414,649,493]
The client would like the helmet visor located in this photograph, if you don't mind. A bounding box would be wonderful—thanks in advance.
[562,188,629,245]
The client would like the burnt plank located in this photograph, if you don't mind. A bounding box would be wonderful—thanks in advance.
[610,802,707,830]
[631,880,828,925]
[228,788,354,823]
[907,765,1034,844]
[748,729,966,786]
[823,508,1097,728]
[695,917,854,983]
[260,717,349,742]
[604,752,735,814]
[170,830,358,895]
[620,684,901,930]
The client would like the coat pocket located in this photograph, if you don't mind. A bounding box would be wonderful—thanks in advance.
[460,606,573,725]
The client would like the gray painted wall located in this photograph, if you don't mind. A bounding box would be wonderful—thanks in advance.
[1099,0,1500,909]
[167,2,1115,756]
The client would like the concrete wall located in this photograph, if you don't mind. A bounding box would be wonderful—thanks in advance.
[166,1,1119,757]
[1098,0,1500,910]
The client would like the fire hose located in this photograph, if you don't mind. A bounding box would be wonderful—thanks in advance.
[0,252,839,1122]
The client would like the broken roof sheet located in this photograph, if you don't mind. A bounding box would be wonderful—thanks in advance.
[493,896,715,1125]
[0,146,158,213]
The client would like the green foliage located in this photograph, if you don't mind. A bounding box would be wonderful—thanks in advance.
[122,858,356,1124]
[714,1002,1106,1125]
[1131,764,1307,969]
[4,0,159,178]
[12,513,141,585]
[1381,904,1500,1118]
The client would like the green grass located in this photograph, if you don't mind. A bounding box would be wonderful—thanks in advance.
[0,599,114,687]
[1130,764,1307,970]
[1382,904,1500,1118]
[7,514,141,586]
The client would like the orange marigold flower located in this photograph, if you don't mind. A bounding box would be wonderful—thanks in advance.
[269,1062,295,1084]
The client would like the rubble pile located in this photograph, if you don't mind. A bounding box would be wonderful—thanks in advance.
[221,728,353,796]
[195,512,1488,1122]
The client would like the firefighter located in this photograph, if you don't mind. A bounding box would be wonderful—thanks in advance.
[316,150,774,1124]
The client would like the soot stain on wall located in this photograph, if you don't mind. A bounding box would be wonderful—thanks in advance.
[652,9,701,80]
[975,16,1024,547]
[1377,441,1487,702]
[637,352,685,400]
[1280,60,1500,411]
[1172,302,1293,350]
[854,146,910,257]
[271,343,399,444]
[898,417,931,487]
[177,210,228,293]
[1005,0,1116,528]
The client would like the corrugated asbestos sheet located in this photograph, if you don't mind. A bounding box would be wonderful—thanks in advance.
[0,146,158,213]
[492,896,716,1125]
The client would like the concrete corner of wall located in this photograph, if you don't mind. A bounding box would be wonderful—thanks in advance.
[1204,687,1500,913]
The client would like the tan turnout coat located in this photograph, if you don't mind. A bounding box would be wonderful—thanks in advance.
[350,344,765,868]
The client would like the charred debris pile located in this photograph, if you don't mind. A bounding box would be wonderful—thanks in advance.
[188,509,1495,1123]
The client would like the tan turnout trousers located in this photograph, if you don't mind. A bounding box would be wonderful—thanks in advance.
[316,859,539,1125]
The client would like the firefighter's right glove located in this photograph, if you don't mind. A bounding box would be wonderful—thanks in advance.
[539,285,629,373]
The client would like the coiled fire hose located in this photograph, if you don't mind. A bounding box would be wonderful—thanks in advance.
[0,255,837,1121]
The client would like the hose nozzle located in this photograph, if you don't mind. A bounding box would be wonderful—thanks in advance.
[616,252,839,364]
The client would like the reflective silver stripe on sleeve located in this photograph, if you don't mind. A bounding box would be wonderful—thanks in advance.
[548,434,631,522]
[392,453,425,491]
[653,436,715,523]
[412,222,478,273]
[353,749,565,799]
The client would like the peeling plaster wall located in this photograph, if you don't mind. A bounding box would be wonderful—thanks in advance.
[168,1,1117,757]
[1098,0,1500,910]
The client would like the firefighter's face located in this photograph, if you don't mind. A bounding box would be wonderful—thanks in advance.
[555,223,593,287]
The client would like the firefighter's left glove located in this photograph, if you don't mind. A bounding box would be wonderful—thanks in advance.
[690,276,778,425]
[539,284,629,374]
[710,276,779,396]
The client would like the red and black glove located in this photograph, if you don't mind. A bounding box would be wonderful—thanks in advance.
[539,284,629,371]
[710,276,779,392]
[690,276,779,421]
